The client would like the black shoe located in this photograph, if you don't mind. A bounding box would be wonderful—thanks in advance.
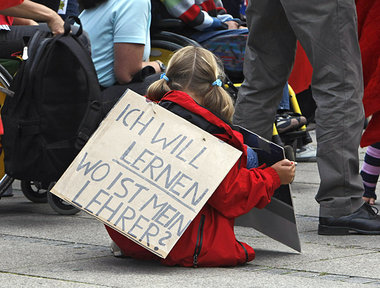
[318,203,380,235]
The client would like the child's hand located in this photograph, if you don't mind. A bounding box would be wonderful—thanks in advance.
[271,159,296,185]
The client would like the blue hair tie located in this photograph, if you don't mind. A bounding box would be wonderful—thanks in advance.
[160,73,169,82]
[212,79,222,87]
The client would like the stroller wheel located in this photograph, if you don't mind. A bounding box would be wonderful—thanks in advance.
[47,191,81,215]
[21,180,48,203]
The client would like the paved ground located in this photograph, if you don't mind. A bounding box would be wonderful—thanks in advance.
[0,131,379,288]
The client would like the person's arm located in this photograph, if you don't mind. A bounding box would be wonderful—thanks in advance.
[112,0,161,85]
[114,43,161,85]
[12,17,38,26]
[0,0,64,34]
[207,158,282,219]
[271,159,296,185]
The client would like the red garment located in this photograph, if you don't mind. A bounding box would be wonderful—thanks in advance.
[0,15,13,135]
[180,1,226,23]
[0,0,23,10]
[106,90,281,267]
[357,0,380,147]
[0,0,19,28]
[288,42,313,94]
[162,0,227,29]
[0,15,14,26]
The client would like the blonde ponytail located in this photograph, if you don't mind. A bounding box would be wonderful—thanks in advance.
[203,85,235,123]
[147,46,235,122]
[146,77,171,102]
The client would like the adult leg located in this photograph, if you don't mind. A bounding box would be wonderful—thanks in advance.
[233,0,297,141]
[281,0,365,217]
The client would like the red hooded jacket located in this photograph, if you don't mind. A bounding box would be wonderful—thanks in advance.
[106,90,281,267]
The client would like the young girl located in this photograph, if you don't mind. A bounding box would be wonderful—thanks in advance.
[105,46,295,267]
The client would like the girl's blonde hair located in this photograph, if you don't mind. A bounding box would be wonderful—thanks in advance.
[147,46,235,122]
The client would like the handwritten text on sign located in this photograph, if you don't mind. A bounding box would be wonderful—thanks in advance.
[51,90,242,258]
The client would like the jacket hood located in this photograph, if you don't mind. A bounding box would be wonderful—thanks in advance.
[160,90,246,154]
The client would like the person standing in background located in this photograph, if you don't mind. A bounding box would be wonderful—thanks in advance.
[78,0,162,89]
[233,0,380,235]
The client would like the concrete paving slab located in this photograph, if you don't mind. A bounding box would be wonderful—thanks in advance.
[0,274,103,288]
[6,256,377,288]
[301,231,380,250]
[0,212,110,245]
[0,234,109,270]
[293,163,320,185]
[289,251,380,280]
[1,136,380,288]
[0,191,110,245]
[291,182,320,217]
[292,215,319,233]
[236,238,373,269]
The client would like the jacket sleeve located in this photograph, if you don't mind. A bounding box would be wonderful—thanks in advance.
[161,0,231,31]
[207,159,281,219]
[0,0,23,10]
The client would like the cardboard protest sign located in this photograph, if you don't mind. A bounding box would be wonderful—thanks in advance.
[234,126,301,252]
[51,90,242,258]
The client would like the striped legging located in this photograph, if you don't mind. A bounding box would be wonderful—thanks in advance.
[360,142,380,200]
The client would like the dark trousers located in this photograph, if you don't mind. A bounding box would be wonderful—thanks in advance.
[233,0,365,217]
